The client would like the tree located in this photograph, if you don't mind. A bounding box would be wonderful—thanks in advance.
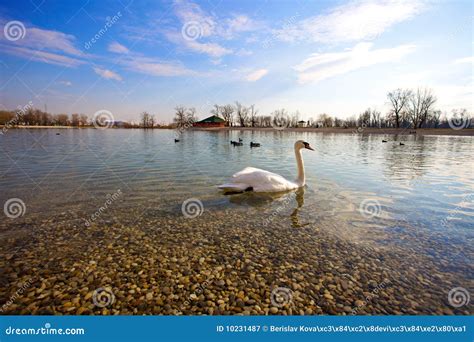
[141,111,155,128]
[248,105,258,127]
[220,104,234,127]
[317,113,333,127]
[186,107,197,126]
[173,106,187,129]
[210,104,221,117]
[235,101,248,127]
[408,88,437,128]
[71,113,80,126]
[271,109,289,128]
[387,88,412,128]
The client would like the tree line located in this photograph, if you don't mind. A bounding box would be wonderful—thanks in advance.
[1,87,471,129]
[173,87,470,129]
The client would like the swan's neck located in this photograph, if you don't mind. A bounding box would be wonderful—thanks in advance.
[295,147,305,186]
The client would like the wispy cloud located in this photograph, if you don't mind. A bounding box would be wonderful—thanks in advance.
[277,0,425,43]
[294,42,416,83]
[167,0,261,57]
[0,44,84,67]
[246,69,268,81]
[93,67,123,81]
[59,80,72,86]
[108,42,129,54]
[121,56,195,77]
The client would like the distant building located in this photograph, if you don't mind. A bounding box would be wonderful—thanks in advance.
[297,120,306,128]
[193,115,226,128]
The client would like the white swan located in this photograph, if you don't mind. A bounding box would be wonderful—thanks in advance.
[218,140,314,193]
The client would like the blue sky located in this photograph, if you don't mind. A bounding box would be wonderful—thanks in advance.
[0,0,472,123]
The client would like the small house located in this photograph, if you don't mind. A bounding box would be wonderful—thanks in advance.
[297,120,306,128]
[193,115,226,128]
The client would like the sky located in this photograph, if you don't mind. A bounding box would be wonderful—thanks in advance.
[0,0,472,123]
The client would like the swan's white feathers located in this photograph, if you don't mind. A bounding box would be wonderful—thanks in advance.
[222,167,297,193]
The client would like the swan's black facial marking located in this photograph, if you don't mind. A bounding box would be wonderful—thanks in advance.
[303,141,314,151]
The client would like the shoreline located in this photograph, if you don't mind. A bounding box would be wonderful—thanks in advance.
[1,125,472,136]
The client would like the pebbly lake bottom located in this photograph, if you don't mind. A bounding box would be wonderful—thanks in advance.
[0,190,471,316]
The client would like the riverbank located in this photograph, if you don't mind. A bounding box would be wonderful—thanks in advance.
[193,127,474,136]
[1,125,472,136]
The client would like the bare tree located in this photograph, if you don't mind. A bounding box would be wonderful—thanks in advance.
[235,101,248,127]
[210,104,221,117]
[317,113,333,127]
[271,109,290,128]
[186,107,197,125]
[141,111,154,128]
[248,104,258,127]
[220,104,234,127]
[173,106,187,129]
[408,88,437,128]
[387,88,412,128]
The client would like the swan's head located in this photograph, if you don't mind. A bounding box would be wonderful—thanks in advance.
[295,140,314,151]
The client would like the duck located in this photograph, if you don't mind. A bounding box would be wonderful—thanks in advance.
[231,141,243,146]
[382,140,387,143]
[250,142,261,147]
[399,142,405,146]
[174,139,180,143]
[218,140,314,193]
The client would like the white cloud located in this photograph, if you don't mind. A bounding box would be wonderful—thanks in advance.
[0,22,84,56]
[294,42,416,83]
[246,69,268,81]
[93,67,123,81]
[165,31,232,57]
[277,0,424,43]
[453,56,474,64]
[121,56,194,77]
[108,42,129,54]
[0,44,84,67]
[59,80,72,86]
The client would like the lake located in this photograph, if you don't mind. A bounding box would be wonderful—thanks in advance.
[0,129,472,315]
